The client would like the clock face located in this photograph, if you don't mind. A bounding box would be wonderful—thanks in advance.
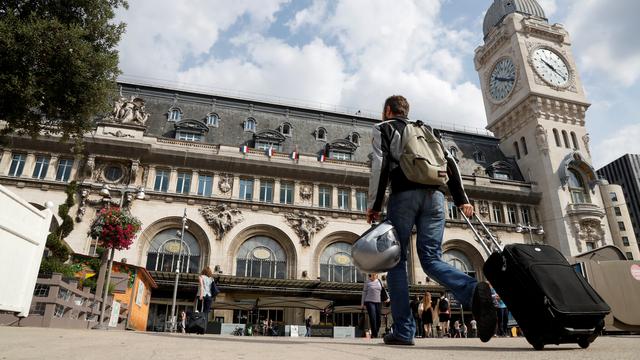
[531,48,569,87]
[489,58,516,101]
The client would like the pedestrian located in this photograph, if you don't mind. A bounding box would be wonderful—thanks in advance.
[367,95,496,346]
[494,291,508,337]
[470,319,478,338]
[198,266,214,314]
[422,292,434,338]
[438,295,451,337]
[361,273,385,338]
[453,320,461,338]
[410,295,422,338]
[178,310,186,334]
[461,322,468,338]
[305,315,312,337]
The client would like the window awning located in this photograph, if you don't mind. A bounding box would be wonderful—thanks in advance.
[559,151,597,190]
[214,296,332,310]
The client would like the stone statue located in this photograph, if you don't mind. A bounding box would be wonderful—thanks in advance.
[582,133,591,155]
[218,175,232,194]
[199,204,243,240]
[110,96,150,126]
[284,211,327,247]
[535,125,549,153]
[299,185,313,200]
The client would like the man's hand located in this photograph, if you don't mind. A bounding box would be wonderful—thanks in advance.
[459,203,474,218]
[366,209,380,224]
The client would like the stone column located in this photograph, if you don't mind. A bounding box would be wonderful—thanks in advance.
[232,176,241,199]
[212,173,220,197]
[274,179,281,204]
[502,204,510,224]
[254,178,261,202]
[68,155,82,182]
[21,153,36,179]
[293,181,301,206]
[168,167,178,194]
[331,186,338,209]
[44,154,59,181]
[350,188,357,211]
[145,165,156,190]
[190,171,199,195]
[312,183,319,207]
[0,149,12,176]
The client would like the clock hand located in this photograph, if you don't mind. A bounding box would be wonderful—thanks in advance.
[495,77,514,82]
[541,59,567,81]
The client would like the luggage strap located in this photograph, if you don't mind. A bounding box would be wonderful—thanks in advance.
[460,212,503,256]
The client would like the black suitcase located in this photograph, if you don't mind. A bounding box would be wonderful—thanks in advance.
[462,213,610,350]
[186,311,207,335]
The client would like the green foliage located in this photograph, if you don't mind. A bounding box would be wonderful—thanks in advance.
[0,0,128,140]
[41,181,77,274]
[82,276,97,293]
[39,257,76,277]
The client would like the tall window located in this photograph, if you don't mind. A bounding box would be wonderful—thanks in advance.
[320,242,364,283]
[614,207,622,217]
[154,169,169,192]
[521,137,528,156]
[316,128,327,141]
[443,250,476,278]
[280,182,293,204]
[260,180,274,203]
[176,132,201,142]
[168,108,181,121]
[176,172,192,194]
[447,201,459,220]
[571,132,579,150]
[506,205,517,224]
[622,237,630,246]
[609,192,618,202]
[568,169,589,204]
[8,154,26,177]
[244,118,256,132]
[280,123,292,136]
[521,206,531,224]
[618,222,626,231]
[553,129,561,147]
[356,191,367,212]
[627,252,634,260]
[337,189,350,210]
[206,113,219,127]
[351,133,360,145]
[562,130,570,148]
[239,179,254,200]
[330,151,352,161]
[318,186,332,208]
[146,229,201,273]
[197,175,213,197]
[492,203,504,223]
[32,156,49,179]
[513,142,521,160]
[55,159,73,182]
[236,236,286,279]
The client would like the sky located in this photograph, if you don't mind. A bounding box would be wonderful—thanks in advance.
[114,0,640,168]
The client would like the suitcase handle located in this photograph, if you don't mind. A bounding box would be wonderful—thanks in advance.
[460,212,503,256]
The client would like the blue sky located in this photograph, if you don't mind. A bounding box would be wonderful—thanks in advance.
[115,0,640,168]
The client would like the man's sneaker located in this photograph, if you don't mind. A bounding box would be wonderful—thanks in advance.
[472,282,497,343]
[383,333,415,346]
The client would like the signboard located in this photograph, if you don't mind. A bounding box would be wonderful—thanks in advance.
[108,301,121,327]
[135,280,145,307]
[0,185,52,317]
[290,325,299,337]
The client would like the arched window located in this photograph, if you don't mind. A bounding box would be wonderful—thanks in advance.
[316,127,327,141]
[562,130,570,148]
[168,108,182,122]
[280,122,292,136]
[553,129,561,147]
[571,132,579,150]
[235,236,286,279]
[145,229,201,274]
[443,249,475,278]
[513,141,521,160]
[521,136,528,155]
[449,146,458,159]
[568,169,590,204]
[474,151,486,163]
[206,113,219,127]
[244,118,257,132]
[319,242,364,283]
[350,132,360,145]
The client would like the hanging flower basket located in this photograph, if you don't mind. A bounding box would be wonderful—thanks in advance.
[89,207,142,250]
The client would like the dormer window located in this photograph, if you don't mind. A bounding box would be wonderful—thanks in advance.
[173,119,208,142]
[244,118,257,132]
[316,127,327,141]
[176,132,202,142]
[206,113,219,127]
[279,122,292,136]
[474,151,486,163]
[350,132,360,145]
[168,108,182,122]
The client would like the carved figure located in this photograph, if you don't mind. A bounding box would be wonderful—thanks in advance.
[130,160,139,185]
[199,204,243,240]
[110,96,150,126]
[582,134,591,155]
[535,125,549,152]
[299,185,312,200]
[284,211,327,247]
[218,175,232,194]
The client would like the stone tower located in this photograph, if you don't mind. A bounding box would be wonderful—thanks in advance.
[474,0,612,257]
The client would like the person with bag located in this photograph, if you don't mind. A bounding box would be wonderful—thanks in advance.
[198,266,214,316]
[367,95,496,346]
[361,273,388,338]
[438,295,451,337]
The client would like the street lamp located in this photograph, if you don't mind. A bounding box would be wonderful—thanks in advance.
[94,184,145,330]
[515,223,545,244]
[169,208,188,332]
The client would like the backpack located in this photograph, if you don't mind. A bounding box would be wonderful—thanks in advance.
[439,297,449,312]
[210,278,221,297]
[399,120,448,186]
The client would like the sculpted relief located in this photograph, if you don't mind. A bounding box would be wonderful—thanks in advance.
[199,204,244,240]
[108,96,150,126]
[284,211,327,247]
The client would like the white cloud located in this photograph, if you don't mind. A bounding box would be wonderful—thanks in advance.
[286,0,327,31]
[592,123,640,168]
[537,0,557,17]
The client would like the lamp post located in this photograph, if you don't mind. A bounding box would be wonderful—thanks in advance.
[515,223,545,244]
[94,184,145,330]
[169,208,188,332]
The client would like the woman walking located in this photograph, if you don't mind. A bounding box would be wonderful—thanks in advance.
[422,292,434,338]
[361,273,386,338]
[198,266,214,315]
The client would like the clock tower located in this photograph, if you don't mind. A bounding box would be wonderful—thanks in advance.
[474,0,612,257]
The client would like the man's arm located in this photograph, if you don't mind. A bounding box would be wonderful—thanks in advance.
[367,124,390,219]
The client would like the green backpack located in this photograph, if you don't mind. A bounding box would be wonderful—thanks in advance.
[399,120,449,186]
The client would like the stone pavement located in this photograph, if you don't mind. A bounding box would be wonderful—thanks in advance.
[0,327,638,360]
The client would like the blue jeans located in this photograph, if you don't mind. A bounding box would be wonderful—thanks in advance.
[386,189,478,341]
[364,302,381,337]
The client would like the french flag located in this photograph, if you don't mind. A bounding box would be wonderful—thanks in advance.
[266,146,274,158]
[240,145,249,154]
[291,146,299,161]
[319,150,326,162]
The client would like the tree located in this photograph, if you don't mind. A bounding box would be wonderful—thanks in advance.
[0,0,128,140]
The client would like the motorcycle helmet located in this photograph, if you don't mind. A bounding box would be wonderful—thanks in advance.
[352,220,401,273]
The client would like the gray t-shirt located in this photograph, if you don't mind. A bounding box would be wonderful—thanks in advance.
[361,279,382,304]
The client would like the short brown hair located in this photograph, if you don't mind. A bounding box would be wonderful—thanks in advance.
[201,266,213,277]
[384,95,410,117]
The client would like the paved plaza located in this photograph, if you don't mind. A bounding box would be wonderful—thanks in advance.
[0,327,638,360]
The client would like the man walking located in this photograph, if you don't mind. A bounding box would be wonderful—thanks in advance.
[367,95,496,345]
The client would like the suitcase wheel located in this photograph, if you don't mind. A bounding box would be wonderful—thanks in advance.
[578,339,590,349]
